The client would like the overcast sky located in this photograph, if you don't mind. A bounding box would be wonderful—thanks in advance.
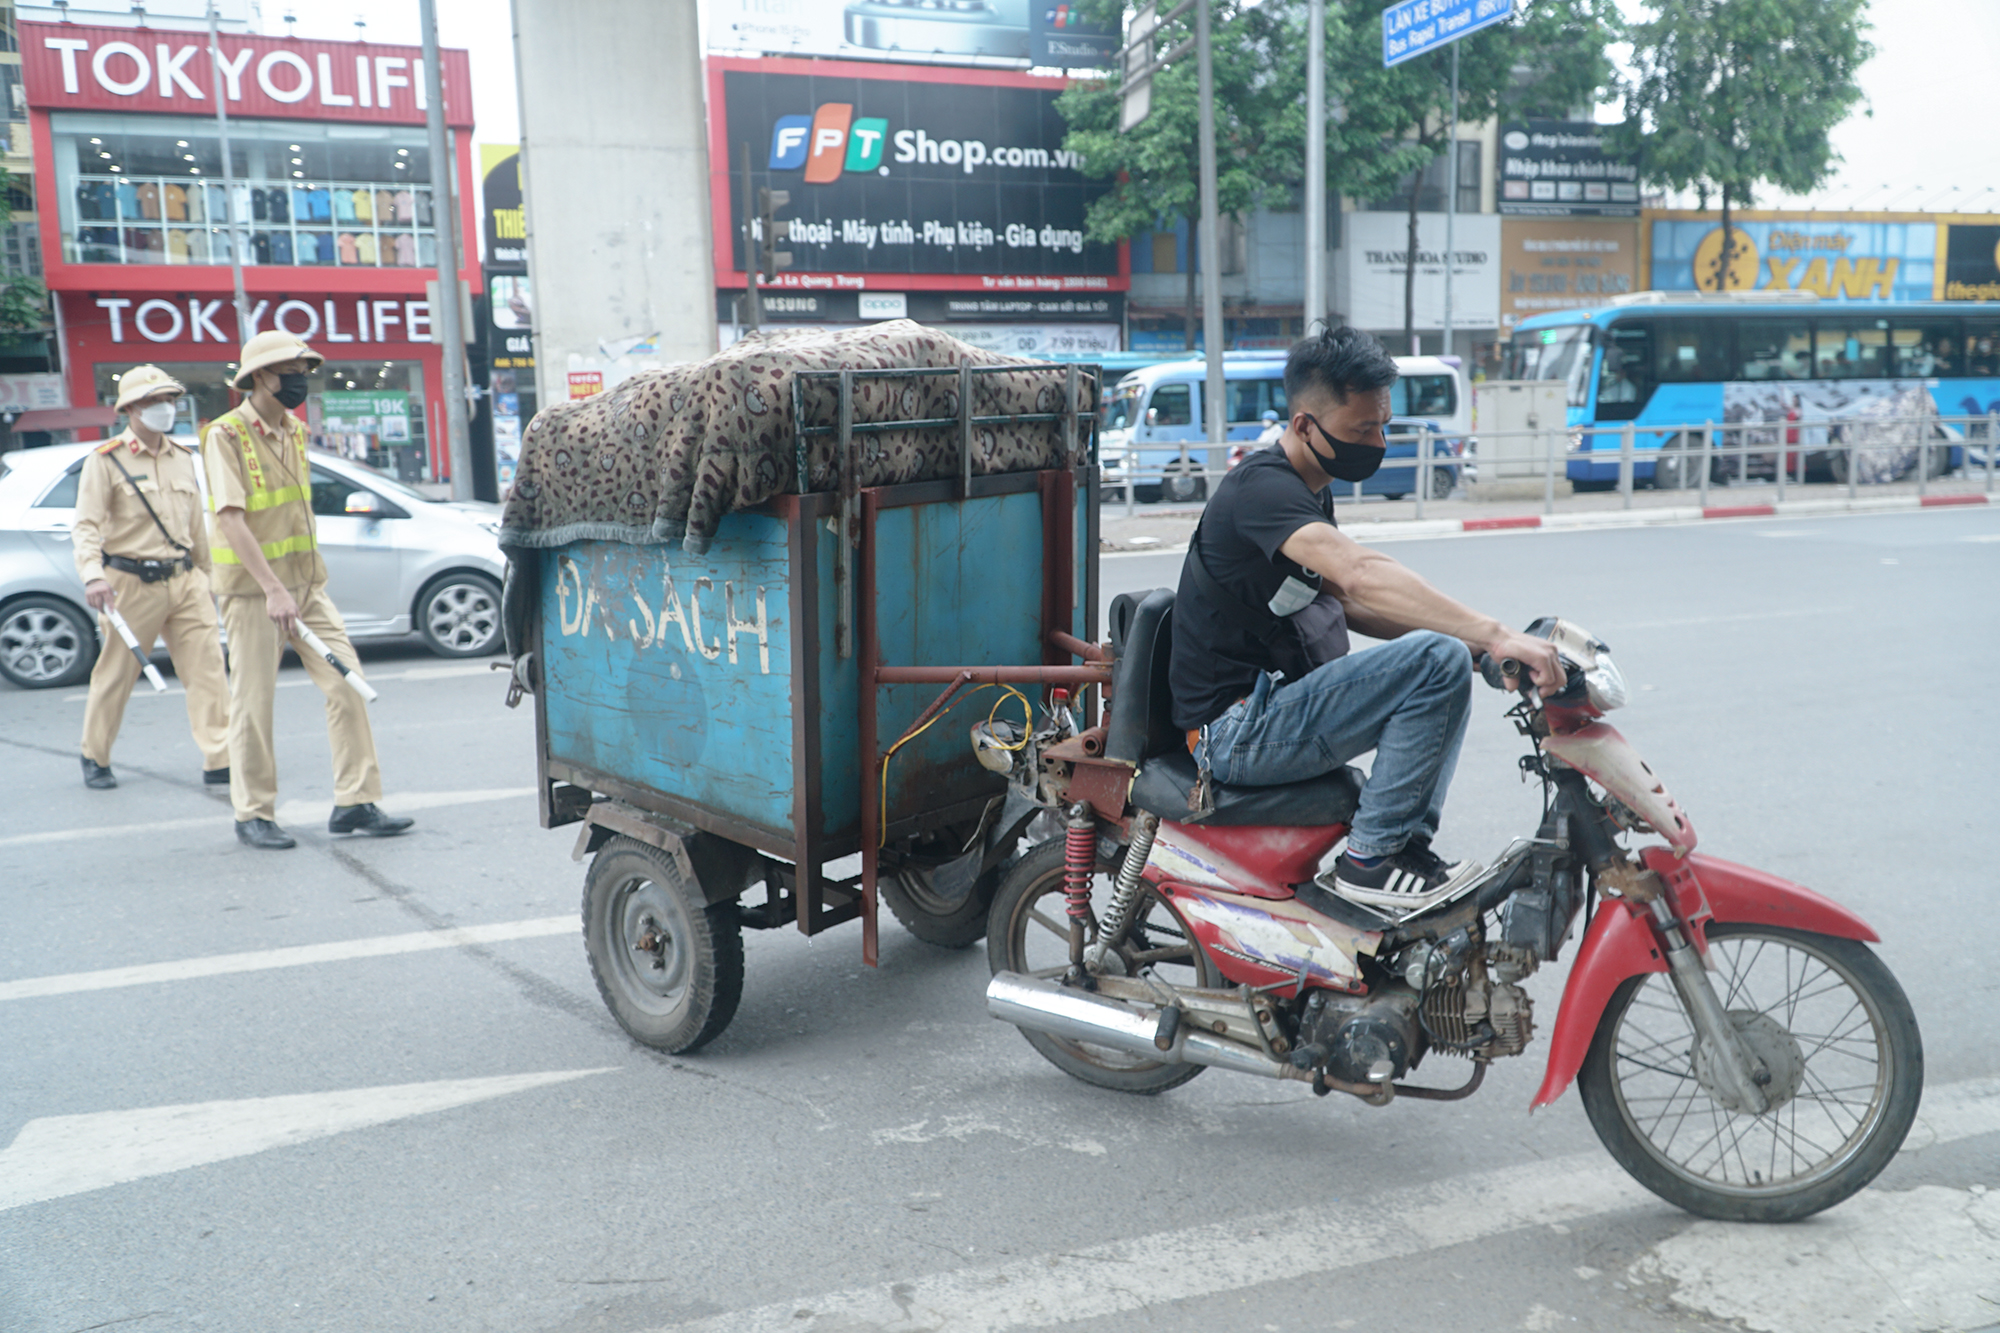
[286,0,1999,234]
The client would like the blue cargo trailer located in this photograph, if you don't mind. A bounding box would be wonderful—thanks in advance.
[511,364,1104,1052]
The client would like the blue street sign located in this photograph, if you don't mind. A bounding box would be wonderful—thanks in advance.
[1382,0,1514,67]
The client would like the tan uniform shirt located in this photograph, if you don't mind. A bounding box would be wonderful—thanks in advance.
[201,401,327,597]
[72,430,211,585]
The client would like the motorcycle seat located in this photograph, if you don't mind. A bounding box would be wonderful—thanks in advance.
[1106,587,1363,828]
[1130,748,1362,828]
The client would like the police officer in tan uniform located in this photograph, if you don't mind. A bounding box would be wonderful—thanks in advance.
[73,364,230,789]
[203,331,413,849]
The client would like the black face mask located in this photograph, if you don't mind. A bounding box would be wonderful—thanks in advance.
[273,373,310,410]
[1299,412,1385,482]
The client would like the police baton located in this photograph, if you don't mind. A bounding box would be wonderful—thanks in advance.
[103,606,168,693]
[293,624,379,703]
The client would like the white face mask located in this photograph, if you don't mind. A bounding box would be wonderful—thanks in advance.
[137,402,178,434]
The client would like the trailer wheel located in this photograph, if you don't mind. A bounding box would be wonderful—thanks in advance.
[583,836,743,1053]
[881,858,1008,949]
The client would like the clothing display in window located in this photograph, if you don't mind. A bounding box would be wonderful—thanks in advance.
[352,189,373,222]
[375,190,395,223]
[355,233,377,265]
[184,185,204,222]
[336,232,359,265]
[165,229,191,262]
[77,181,117,219]
[413,190,433,226]
[251,232,270,264]
[392,190,414,223]
[251,188,268,221]
[135,182,161,219]
[393,233,415,266]
[162,183,188,221]
[333,189,357,222]
[270,232,293,265]
[268,187,291,223]
[307,187,331,221]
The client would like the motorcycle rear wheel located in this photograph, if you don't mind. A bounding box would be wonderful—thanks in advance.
[987,836,1219,1094]
[1578,923,1922,1223]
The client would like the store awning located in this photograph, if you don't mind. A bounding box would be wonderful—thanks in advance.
[8,406,119,432]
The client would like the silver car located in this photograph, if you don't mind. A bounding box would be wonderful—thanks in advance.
[0,441,507,689]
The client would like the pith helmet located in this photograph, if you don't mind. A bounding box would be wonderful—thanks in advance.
[233,330,323,390]
[114,364,186,411]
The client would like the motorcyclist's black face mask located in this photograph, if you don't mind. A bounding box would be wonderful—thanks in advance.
[1298,411,1385,483]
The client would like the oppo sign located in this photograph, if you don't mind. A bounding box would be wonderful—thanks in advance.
[20,21,473,126]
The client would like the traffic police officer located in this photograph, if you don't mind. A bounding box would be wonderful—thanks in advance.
[203,330,413,849]
[73,364,230,789]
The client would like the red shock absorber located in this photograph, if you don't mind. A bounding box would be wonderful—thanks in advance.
[1063,803,1096,968]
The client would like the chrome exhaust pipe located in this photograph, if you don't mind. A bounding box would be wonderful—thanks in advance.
[985,970,1294,1080]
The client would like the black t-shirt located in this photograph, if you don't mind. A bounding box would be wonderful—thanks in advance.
[1168,445,1344,730]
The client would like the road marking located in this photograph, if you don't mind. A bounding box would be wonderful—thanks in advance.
[0,1069,612,1212]
[1638,1185,2000,1333]
[0,914,574,1002]
[1964,533,2000,543]
[643,1077,2000,1333]
[0,786,533,850]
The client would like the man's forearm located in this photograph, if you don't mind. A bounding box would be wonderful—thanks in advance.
[214,509,286,596]
[1331,550,1502,648]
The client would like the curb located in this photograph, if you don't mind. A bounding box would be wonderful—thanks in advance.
[1102,491,1992,555]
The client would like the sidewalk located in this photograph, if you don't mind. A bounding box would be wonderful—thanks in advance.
[1098,473,1996,552]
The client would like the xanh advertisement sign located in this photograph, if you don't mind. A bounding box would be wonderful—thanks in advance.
[1647,214,1936,301]
[708,58,1120,289]
[1498,120,1639,218]
[18,21,473,126]
[1499,217,1638,329]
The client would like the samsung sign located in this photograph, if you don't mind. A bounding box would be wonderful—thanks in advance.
[713,60,1118,286]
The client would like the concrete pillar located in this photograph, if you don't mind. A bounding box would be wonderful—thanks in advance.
[511,0,717,408]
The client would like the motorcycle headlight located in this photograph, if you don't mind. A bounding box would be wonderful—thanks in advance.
[1583,653,1628,712]
[1566,427,1585,454]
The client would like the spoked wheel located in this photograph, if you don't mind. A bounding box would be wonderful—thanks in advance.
[583,836,744,1053]
[986,836,1219,1094]
[1578,923,1922,1222]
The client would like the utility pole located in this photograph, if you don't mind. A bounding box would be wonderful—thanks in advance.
[1195,0,1224,467]
[740,142,761,333]
[203,2,249,344]
[420,0,473,501]
[1442,42,1457,361]
[1304,0,1325,335]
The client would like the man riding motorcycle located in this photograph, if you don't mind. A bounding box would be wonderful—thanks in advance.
[1170,326,1565,914]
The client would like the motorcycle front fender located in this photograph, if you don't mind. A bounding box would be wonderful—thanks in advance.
[1528,848,1881,1110]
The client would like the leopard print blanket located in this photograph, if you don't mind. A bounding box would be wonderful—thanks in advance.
[498,321,1098,555]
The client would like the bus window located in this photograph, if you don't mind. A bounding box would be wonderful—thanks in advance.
[1595,323,1653,420]
[1653,319,1732,383]
[1815,318,1892,379]
[1101,380,1144,431]
[1504,325,1593,406]
[1967,320,2000,376]
[1147,383,1194,426]
[1390,374,1456,418]
[1736,318,1811,380]
[1892,321,1962,378]
[1225,378,1287,423]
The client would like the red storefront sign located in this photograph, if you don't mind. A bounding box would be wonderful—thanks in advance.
[20,21,473,127]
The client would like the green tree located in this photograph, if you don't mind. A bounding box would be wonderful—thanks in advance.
[1056,1,1307,348]
[1324,0,1621,347]
[0,170,48,333]
[1617,0,1872,291]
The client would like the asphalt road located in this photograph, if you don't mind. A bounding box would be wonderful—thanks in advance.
[3,505,1997,1333]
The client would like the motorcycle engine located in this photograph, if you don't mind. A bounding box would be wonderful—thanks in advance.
[1419,973,1534,1059]
[1293,984,1423,1086]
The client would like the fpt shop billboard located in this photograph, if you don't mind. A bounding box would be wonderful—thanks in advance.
[707,58,1121,290]
[1647,214,1936,302]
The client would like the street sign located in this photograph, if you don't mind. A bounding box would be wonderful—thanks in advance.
[1382,0,1513,67]
[1120,3,1159,131]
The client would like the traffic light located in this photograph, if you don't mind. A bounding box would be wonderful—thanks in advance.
[758,187,792,282]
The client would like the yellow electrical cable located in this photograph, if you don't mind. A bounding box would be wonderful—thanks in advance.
[878,683,1036,847]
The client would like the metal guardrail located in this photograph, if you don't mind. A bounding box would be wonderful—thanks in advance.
[1099,410,2000,518]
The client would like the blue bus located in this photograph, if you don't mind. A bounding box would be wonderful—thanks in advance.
[1504,295,2000,488]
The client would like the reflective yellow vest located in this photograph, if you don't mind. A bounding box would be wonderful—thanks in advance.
[201,402,327,596]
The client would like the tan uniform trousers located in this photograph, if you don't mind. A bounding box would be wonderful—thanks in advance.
[219,584,381,823]
[81,565,229,770]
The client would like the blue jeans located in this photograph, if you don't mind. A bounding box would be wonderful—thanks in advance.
[1197,631,1472,858]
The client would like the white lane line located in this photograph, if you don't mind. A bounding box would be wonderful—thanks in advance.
[0,786,533,850]
[0,1069,613,1212]
[644,1078,2000,1333]
[0,914,574,1002]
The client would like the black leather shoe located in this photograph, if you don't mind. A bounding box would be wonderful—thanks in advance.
[203,766,231,786]
[328,803,414,837]
[235,818,296,849]
[81,756,116,789]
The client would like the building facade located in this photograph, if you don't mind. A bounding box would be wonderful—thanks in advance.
[18,18,477,482]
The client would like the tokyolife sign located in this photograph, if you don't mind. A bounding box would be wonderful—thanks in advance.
[84,294,436,345]
[19,21,473,126]
[1382,0,1513,67]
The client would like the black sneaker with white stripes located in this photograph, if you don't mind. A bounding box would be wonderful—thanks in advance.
[1322,839,1482,917]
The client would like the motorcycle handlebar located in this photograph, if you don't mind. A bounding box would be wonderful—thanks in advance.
[1475,652,1527,693]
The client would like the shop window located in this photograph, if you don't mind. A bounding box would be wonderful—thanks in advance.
[51,111,442,269]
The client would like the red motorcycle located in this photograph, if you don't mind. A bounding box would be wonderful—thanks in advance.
[979,591,1922,1223]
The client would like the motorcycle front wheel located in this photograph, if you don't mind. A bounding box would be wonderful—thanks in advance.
[1578,923,1922,1223]
[987,836,1219,1095]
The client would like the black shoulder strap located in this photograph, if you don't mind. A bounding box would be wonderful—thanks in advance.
[102,446,192,556]
[1185,524,1285,647]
